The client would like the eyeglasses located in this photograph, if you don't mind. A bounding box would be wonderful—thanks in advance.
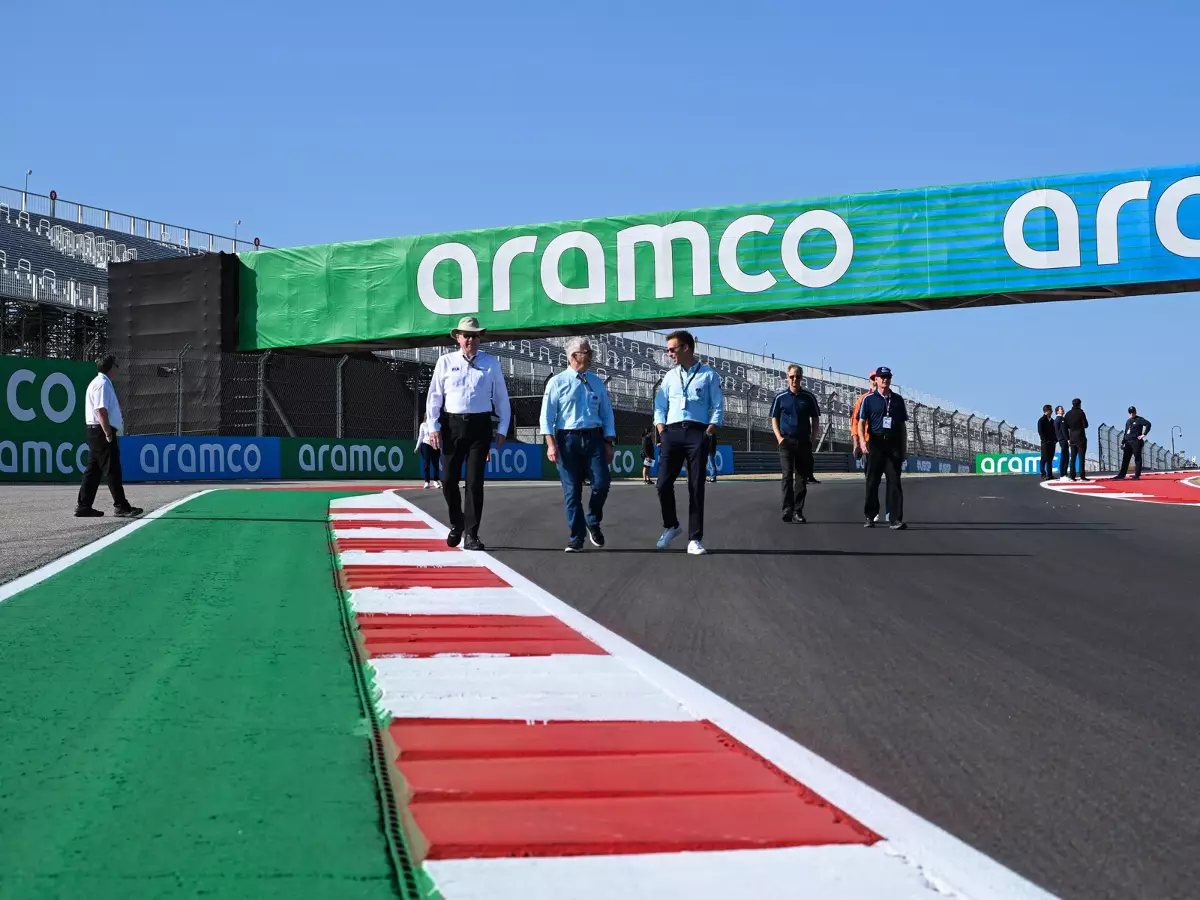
[666,346,681,354]
[786,375,800,380]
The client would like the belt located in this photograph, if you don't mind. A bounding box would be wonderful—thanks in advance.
[446,412,491,420]
[666,420,706,428]
[557,427,602,436]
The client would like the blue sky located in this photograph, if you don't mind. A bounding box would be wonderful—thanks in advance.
[6,0,1198,457]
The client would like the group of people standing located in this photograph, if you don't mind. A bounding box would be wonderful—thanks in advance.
[1037,401,1151,481]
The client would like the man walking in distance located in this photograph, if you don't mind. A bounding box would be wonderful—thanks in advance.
[416,417,441,489]
[858,366,908,530]
[1037,404,1057,480]
[770,364,820,523]
[1114,406,1152,480]
[640,428,656,485]
[653,330,724,555]
[75,354,142,518]
[852,371,887,521]
[1053,405,1070,479]
[540,338,616,552]
[1063,398,1090,482]
[426,316,512,551]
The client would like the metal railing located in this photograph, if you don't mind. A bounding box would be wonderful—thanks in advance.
[0,184,266,255]
[1097,423,1191,473]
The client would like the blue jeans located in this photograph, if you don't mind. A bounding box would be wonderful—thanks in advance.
[556,432,611,540]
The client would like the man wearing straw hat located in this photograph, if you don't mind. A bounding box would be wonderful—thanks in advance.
[426,316,512,551]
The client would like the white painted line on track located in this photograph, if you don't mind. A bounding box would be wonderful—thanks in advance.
[372,654,696,721]
[426,843,953,900]
[333,526,437,539]
[329,512,425,521]
[381,489,1060,900]
[348,587,548,616]
[0,491,214,605]
[337,550,484,567]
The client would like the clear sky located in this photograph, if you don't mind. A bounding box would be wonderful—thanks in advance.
[6,0,1198,457]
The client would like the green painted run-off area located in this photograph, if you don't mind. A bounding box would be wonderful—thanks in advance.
[0,490,404,899]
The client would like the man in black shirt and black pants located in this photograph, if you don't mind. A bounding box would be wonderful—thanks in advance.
[769,364,820,523]
[1063,398,1090,481]
[1053,405,1069,479]
[1037,404,1057,480]
[1114,406,1152,479]
[858,366,908,530]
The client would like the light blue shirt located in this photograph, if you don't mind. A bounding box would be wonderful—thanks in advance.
[654,363,724,427]
[539,368,616,437]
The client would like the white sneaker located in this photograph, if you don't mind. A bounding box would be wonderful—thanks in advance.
[433,481,442,488]
[423,481,430,489]
[687,540,707,556]
[656,526,682,549]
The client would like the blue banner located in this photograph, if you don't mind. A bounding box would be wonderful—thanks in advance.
[122,436,282,482]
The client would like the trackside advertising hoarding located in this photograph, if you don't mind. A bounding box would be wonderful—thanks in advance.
[974,452,1082,475]
[122,436,282,481]
[1,357,96,482]
[851,454,972,474]
[239,162,1200,349]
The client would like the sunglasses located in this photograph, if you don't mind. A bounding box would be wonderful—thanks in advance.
[786,374,801,380]
[572,348,593,356]
[666,346,682,354]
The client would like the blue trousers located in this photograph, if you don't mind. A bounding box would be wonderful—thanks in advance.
[418,444,440,481]
[556,432,611,540]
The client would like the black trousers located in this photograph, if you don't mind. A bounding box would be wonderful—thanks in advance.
[1058,440,1070,477]
[1039,442,1056,478]
[440,414,492,535]
[1118,440,1144,477]
[76,426,129,511]
[657,423,708,541]
[1069,440,1087,480]
[865,439,904,521]
[779,438,813,515]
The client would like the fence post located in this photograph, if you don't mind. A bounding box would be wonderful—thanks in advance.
[744,385,754,451]
[335,355,349,438]
[175,343,191,436]
[256,351,271,437]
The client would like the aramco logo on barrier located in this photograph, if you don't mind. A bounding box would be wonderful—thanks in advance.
[298,442,405,474]
[976,452,1041,474]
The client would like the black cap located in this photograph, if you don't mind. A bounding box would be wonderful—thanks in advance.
[1128,406,1136,414]
[875,366,893,379]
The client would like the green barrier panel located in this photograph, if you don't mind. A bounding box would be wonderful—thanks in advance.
[1,356,95,482]
[280,437,422,480]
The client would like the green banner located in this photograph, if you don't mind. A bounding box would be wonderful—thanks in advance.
[239,162,1200,350]
[1,356,95,482]
[280,438,421,480]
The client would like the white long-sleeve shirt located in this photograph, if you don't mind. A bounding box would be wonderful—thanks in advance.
[425,350,511,434]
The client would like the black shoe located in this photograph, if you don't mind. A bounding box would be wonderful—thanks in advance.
[890,520,908,530]
[114,507,143,518]
[864,518,875,528]
[463,534,485,551]
[795,515,807,524]
[1112,475,1126,480]
[446,528,463,547]
[808,476,820,484]
[586,524,605,548]
[564,539,584,553]
[74,507,103,518]
[1130,475,1141,480]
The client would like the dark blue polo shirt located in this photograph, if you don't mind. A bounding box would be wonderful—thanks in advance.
[859,390,908,440]
[769,388,820,440]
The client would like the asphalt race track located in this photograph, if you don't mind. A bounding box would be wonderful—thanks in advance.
[407,474,1200,900]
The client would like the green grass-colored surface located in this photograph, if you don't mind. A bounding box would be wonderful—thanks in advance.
[0,490,400,899]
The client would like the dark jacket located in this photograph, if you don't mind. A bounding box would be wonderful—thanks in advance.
[1037,414,1056,444]
[1123,415,1151,444]
[1053,414,1068,444]
[1064,407,1089,445]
